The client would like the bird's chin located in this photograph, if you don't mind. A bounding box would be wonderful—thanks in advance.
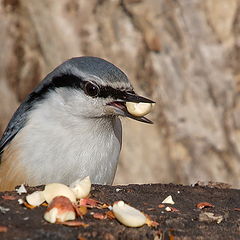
[106,101,153,124]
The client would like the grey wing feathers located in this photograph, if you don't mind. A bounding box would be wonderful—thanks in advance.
[0,102,30,154]
[0,78,51,154]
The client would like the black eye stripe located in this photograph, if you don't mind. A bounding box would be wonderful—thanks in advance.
[50,74,133,99]
[98,85,134,99]
[81,81,134,99]
[51,74,85,89]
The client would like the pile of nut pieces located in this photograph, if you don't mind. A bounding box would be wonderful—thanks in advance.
[25,176,157,228]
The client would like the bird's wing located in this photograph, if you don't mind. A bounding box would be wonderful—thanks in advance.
[0,102,31,155]
[0,77,51,156]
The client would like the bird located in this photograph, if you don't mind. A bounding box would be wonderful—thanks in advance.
[0,56,154,191]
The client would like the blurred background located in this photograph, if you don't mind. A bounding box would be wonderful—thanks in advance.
[0,0,240,187]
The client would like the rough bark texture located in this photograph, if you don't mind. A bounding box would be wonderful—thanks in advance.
[0,0,240,186]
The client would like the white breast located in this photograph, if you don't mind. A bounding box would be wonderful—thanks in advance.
[18,91,122,185]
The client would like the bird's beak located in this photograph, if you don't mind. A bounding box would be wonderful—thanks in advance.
[123,92,155,104]
[107,92,155,124]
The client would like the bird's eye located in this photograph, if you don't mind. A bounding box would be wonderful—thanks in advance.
[84,81,100,97]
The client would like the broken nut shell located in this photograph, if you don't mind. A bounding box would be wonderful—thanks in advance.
[69,176,91,199]
[113,201,146,227]
[126,102,155,117]
[26,191,45,206]
[43,183,76,203]
[162,195,175,205]
[44,196,76,223]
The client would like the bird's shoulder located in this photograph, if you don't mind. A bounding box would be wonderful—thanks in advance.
[0,102,30,155]
[0,75,53,156]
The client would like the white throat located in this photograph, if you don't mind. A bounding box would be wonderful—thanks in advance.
[19,90,122,185]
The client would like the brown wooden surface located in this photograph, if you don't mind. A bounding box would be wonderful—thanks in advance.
[0,183,240,240]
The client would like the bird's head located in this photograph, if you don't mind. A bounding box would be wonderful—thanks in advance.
[29,56,155,123]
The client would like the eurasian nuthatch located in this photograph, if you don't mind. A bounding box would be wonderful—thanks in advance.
[0,57,154,190]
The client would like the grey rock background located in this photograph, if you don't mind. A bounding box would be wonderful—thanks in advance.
[0,0,240,187]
